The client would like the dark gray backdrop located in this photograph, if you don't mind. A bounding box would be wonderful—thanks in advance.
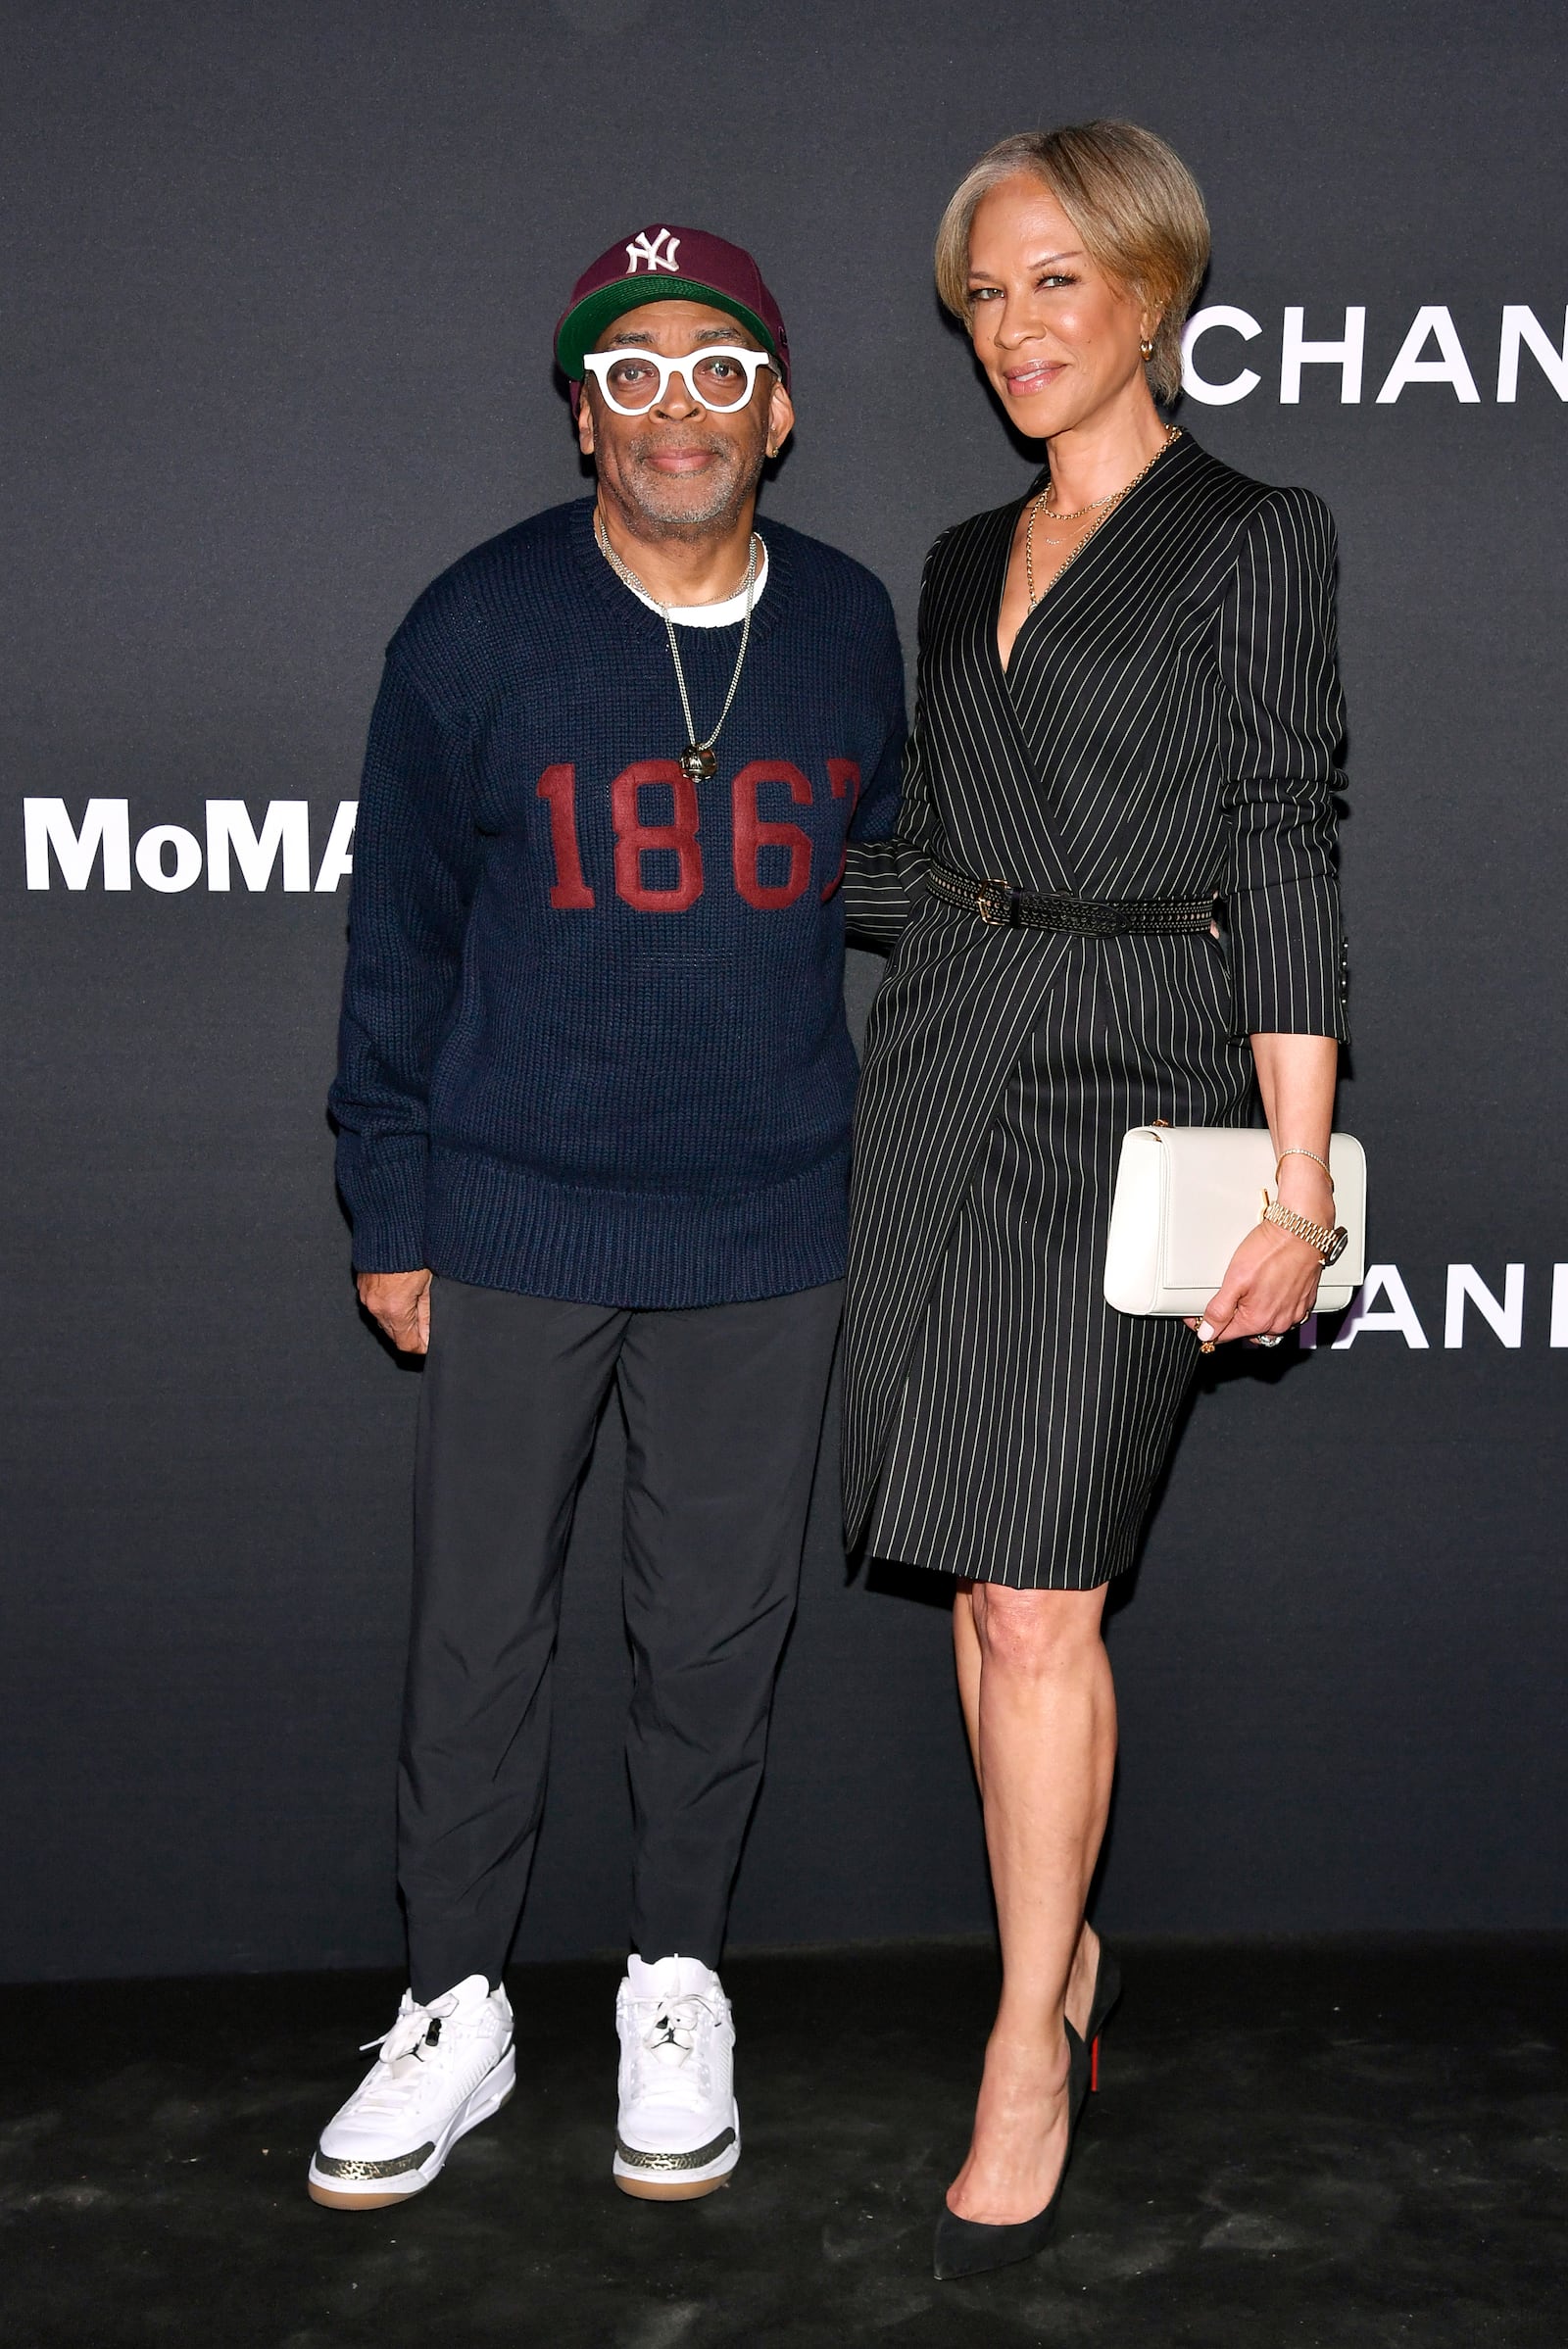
[4,0,1565,1982]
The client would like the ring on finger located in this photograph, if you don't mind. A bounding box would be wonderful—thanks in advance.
[1253,1333,1284,1348]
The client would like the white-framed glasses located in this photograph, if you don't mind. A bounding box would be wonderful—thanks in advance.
[580,344,776,416]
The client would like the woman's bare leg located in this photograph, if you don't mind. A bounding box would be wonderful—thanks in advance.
[946,1581,1116,2225]
[953,1586,1104,2040]
[953,1584,983,1779]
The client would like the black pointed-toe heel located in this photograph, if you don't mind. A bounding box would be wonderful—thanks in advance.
[932,2021,1091,2282]
[1085,1940,1123,2094]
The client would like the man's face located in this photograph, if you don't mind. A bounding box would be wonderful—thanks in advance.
[578,299,795,536]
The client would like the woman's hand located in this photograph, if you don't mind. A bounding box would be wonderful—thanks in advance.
[1183,1162,1336,1346]
[1187,1030,1342,1347]
[1184,1222,1325,1346]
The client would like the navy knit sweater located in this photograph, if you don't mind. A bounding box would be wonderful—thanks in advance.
[330,496,906,1306]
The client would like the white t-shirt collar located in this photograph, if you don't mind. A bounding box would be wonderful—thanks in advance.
[616,539,769,627]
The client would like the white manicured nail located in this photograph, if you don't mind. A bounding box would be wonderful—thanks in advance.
[1197,1321,1215,1342]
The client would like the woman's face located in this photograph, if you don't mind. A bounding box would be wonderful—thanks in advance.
[965,173,1152,440]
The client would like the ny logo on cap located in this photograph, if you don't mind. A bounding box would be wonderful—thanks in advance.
[625,228,680,274]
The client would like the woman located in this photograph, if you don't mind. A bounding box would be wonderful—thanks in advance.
[842,122,1348,2278]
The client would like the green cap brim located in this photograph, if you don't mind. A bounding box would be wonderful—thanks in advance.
[557,279,777,380]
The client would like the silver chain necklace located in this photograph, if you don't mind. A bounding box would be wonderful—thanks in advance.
[595,510,761,781]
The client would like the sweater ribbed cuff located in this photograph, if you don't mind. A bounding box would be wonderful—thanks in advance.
[338,1135,429,1273]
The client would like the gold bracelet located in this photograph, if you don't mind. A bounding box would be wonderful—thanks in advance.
[1275,1147,1333,1185]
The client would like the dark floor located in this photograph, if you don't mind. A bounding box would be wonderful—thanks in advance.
[1,1940,1564,2349]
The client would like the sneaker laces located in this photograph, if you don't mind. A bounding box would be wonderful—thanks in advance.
[361,1987,463,2067]
[630,1994,715,2104]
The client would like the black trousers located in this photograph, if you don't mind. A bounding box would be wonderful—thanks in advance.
[398,1275,843,2003]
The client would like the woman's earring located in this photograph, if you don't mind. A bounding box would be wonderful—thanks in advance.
[1139,336,1154,361]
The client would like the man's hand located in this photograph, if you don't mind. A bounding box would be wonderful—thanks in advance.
[358,1268,433,1354]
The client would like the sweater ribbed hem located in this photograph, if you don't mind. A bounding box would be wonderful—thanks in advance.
[422,1146,852,1308]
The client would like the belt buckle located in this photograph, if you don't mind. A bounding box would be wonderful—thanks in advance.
[976,878,1015,927]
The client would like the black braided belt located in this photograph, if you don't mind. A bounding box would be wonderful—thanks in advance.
[928,859,1213,937]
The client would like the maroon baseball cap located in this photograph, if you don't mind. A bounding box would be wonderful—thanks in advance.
[555,224,790,388]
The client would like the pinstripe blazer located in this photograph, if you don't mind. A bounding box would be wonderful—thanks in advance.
[839,432,1348,1560]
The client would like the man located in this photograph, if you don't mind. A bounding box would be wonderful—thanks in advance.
[313,227,905,2210]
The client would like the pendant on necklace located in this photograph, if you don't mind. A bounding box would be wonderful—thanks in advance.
[680,743,717,781]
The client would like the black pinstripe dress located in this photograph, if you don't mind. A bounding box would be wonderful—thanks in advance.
[841,434,1348,1590]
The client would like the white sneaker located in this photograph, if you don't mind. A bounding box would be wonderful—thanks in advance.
[613,1953,740,2200]
[308,1975,514,2209]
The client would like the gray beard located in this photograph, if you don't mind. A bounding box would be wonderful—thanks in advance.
[614,438,762,536]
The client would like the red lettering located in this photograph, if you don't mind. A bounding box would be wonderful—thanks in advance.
[819,759,861,900]
[536,763,595,908]
[731,760,813,910]
[612,759,703,911]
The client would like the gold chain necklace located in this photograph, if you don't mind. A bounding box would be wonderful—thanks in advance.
[1024,425,1182,611]
[595,509,761,780]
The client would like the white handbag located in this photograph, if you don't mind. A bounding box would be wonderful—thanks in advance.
[1102,1126,1367,1317]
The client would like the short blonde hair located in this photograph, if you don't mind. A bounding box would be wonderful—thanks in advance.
[934,121,1210,404]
